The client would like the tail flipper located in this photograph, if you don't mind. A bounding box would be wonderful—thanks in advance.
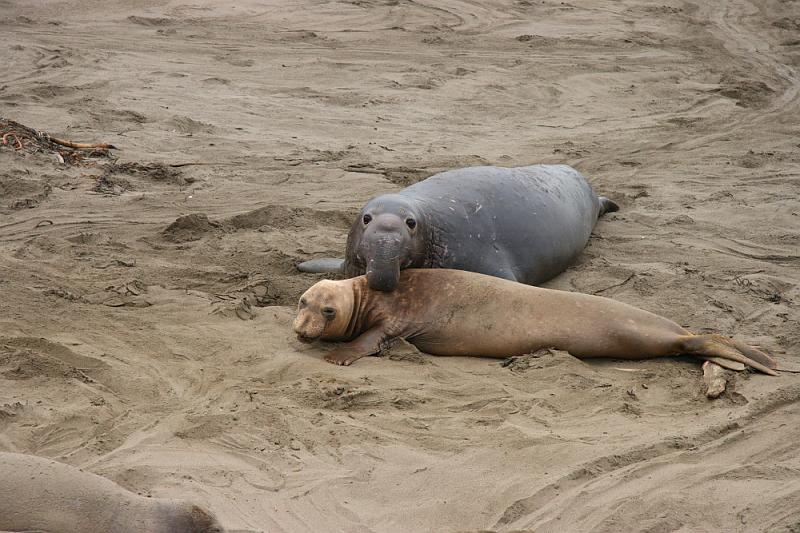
[598,196,620,216]
[680,334,778,375]
[297,258,345,273]
[699,356,745,372]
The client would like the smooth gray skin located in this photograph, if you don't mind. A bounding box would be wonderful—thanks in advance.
[0,452,224,533]
[297,164,618,291]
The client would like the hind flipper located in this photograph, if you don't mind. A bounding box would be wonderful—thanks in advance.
[598,196,619,216]
[680,334,778,376]
[297,258,345,273]
[706,335,778,370]
[697,356,745,372]
[726,337,778,370]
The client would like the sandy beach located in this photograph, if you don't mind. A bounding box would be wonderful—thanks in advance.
[1,0,799,531]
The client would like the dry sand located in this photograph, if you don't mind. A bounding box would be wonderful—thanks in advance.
[1,0,799,531]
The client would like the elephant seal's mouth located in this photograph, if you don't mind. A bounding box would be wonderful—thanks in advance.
[296,333,318,344]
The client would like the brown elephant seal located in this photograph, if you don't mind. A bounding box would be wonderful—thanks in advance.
[0,452,224,533]
[297,165,618,291]
[292,269,778,375]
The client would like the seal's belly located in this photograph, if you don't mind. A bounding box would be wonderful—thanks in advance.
[410,321,551,358]
[415,338,548,358]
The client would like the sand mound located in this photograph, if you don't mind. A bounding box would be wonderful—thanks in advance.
[163,213,220,243]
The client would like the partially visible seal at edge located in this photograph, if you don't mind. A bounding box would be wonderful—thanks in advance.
[0,452,225,533]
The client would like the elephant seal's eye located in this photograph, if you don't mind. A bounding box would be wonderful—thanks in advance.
[299,298,307,308]
[321,307,336,319]
[363,214,372,225]
[406,218,416,229]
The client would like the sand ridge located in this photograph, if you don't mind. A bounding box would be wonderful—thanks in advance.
[1,0,799,531]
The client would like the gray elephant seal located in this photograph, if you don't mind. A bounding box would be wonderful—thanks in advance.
[298,164,618,291]
[292,269,777,375]
[0,452,224,533]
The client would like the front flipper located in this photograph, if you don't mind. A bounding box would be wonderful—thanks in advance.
[297,258,345,273]
[324,328,387,366]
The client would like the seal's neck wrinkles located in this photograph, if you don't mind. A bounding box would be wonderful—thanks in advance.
[343,277,373,340]
[423,215,447,267]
